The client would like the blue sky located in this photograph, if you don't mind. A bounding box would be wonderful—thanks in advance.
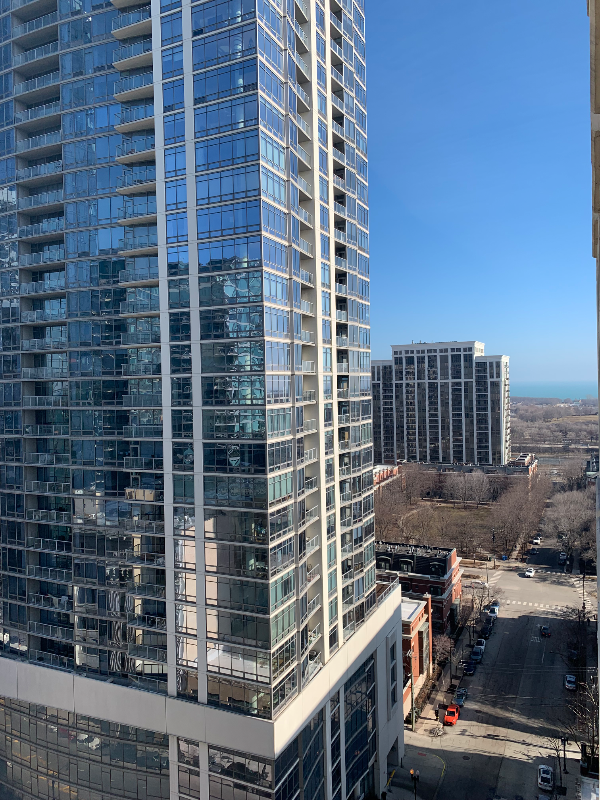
[365,1,595,382]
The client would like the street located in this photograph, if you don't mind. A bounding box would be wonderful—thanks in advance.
[391,534,597,800]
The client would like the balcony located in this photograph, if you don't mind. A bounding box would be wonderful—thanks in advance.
[28,621,74,642]
[301,360,315,374]
[15,100,60,125]
[118,262,158,282]
[335,255,348,270]
[337,362,349,374]
[335,310,348,322]
[126,613,167,631]
[117,102,154,130]
[119,195,157,223]
[29,650,74,671]
[338,413,350,425]
[305,531,319,553]
[299,267,314,286]
[117,165,156,192]
[127,644,167,663]
[305,505,318,524]
[23,396,69,408]
[121,361,160,376]
[22,366,67,378]
[25,452,70,465]
[18,217,64,239]
[18,189,63,209]
[27,537,71,553]
[116,135,155,161]
[13,39,59,67]
[331,92,344,113]
[114,71,154,100]
[28,593,72,612]
[120,297,159,314]
[302,389,316,402]
[12,11,57,40]
[334,282,347,296]
[114,37,153,67]
[297,142,311,167]
[118,232,158,253]
[123,456,163,470]
[14,70,60,98]
[297,175,312,199]
[331,65,344,88]
[336,336,348,347]
[112,5,151,35]
[16,131,61,155]
[21,308,66,322]
[297,206,312,227]
[124,488,164,502]
[300,299,314,315]
[301,330,314,344]
[295,113,310,140]
[122,393,163,407]
[24,424,69,436]
[120,330,160,345]
[306,564,320,587]
[122,424,163,438]
[26,565,72,582]
[304,447,318,464]
[16,160,62,183]
[304,418,317,433]
[20,274,65,294]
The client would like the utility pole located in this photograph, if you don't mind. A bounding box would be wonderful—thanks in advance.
[561,737,569,774]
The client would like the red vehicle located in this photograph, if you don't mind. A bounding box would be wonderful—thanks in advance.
[444,705,460,726]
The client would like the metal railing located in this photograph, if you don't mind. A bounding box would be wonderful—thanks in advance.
[113,5,151,31]
[13,12,57,38]
[17,160,62,182]
[18,189,63,208]
[117,165,157,190]
[114,38,153,63]
[13,40,59,66]
[29,621,74,641]
[115,72,153,95]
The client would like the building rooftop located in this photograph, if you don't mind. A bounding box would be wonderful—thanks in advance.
[401,599,425,622]
[375,542,456,558]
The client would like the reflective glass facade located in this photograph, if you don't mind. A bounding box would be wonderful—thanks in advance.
[0,0,375,720]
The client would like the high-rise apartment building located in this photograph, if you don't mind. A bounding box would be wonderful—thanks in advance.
[0,0,404,794]
[372,341,510,466]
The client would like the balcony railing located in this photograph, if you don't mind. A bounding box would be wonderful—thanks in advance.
[118,102,154,126]
[26,565,72,582]
[122,393,163,407]
[300,299,314,315]
[16,160,62,182]
[23,396,69,408]
[25,453,70,465]
[13,40,59,67]
[120,196,157,220]
[115,72,153,95]
[123,456,164,470]
[119,233,158,251]
[15,100,60,124]
[28,621,74,642]
[114,38,153,63]
[29,650,74,671]
[21,309,66,322]
[126,612,167,630]
[119,263,159,282]
[297,175,312,196]
[122,424,163,438]
[18,217,64,238]
[14,70,60,96]
[116,136,155,158]
[113,5,151,31]
[303,389,316,402]
[20,275,66,294]
[120,297,159,314]
[18,189,63,208]
[304,447,318,463]
[22,366,67,378]
[24,424,69,436]
[117,165,157,190]
[28,593,72,611]
[297,206,312,225]
[121,361,160,376]
[13,12,57,38]
[127,643,167,663]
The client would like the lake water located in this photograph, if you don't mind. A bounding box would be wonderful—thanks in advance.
[511,381,598,400]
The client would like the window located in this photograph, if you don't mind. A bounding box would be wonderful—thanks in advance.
[166,178,187,210]
[165,145,186,178]
[161,11,182,45]
[162,44,184,79]
[167,211,188,242]
[164,111,186,145]
[163,78,185,112]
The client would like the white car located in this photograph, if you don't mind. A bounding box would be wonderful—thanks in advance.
[475,638,486,651]
[537,764,554,791]
[564,674,577,691]
[525,568,535,578]
[533,536,541,545]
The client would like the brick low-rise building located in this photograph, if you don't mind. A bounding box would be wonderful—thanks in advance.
[401,597,433,720]
[376,543,463,634]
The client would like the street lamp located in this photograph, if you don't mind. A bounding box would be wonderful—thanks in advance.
[409,769,420,800]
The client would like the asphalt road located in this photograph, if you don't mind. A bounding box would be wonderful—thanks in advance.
[392,534,594,800]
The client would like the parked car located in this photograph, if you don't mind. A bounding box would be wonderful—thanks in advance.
[471,646,484,663]
[490,600,500,611]
[481,625,493,639]
[487,606,498,618]
[475,638,486,651]
[537,765,554,791]
[454,688,468,707]
[533,536,542,545]
[558,552,567,565]
[525,568,535,578]
[540,625,551,638]
[530,547,538,555]
[463,662,477,676]
[444,704,460,725]
[484,615,496,627]
[564,674,577,691]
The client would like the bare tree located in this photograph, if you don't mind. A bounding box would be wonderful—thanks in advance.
[565,679,599,769]
[544,488,595,556]
[470,472,490,507]
[432,634,453,666]
[374,480,407,541]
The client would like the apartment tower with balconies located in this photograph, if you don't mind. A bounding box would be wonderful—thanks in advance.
[372,341,510,466]
[0,0,404,795]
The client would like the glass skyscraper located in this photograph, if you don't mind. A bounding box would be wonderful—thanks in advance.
[0,0,404,793]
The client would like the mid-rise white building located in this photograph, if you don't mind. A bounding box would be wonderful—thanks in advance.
[372,341,510,466]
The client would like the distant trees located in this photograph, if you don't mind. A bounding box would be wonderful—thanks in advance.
[544,486,595,557]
